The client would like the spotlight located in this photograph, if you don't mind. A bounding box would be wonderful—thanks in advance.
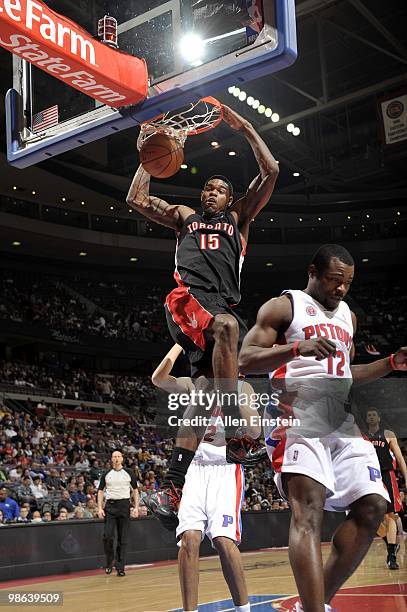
[31,190,36,195]
[12,241,21,246]
[130,257,138,262]
[293,172,300,177]
[238,91,247,101]
[271,113,279,122]
[181,163,188,169]
[179,33,205,64]
[287,123,294,133]
[233,87,240,97]
[247,96,254,106]
[362,258,369,263]
[298,217,303,222]
[266,262,273,267]
[79,251,87,256]
[228,151,236,156]
[210,142,219,147]
[293,127,301,136]
[264,108,272,118]
[258,104,265,114]
[81,201,85,206]
[61,197,66,202]
[252,99,260,109]
[228,86,235,94]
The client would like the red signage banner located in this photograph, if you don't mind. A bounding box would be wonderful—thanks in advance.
[0,0,148,106]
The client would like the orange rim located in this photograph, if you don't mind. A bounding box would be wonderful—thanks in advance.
[140,96,223,136]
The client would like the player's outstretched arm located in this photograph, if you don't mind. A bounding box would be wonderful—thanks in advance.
[387,432,407,486]
[126,165,194,230]
[350,346,407,385]
[222,105,279,232]
[151,344,194,394]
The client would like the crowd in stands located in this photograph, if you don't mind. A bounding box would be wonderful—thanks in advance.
[0,270,170,343]
[0,402,290,525]
[1,268,406,356]
[0,361,156,412]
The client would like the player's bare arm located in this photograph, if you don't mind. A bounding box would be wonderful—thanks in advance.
[239,294,336,374]
[350,309,407,383]
[222,105,279,239]
[151,344,195,394]
[126,164,195,231]
[386,432,407,485]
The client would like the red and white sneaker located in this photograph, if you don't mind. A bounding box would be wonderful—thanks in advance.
[144,482,182,531]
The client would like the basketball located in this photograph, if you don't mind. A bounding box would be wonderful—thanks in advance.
[139,133,184,178]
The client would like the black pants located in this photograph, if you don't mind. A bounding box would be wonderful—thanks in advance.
[103,499,130,571]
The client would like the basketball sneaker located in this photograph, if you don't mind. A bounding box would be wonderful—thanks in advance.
[144,482,182,531]
[387,553,399,570]
[226,434,268,466]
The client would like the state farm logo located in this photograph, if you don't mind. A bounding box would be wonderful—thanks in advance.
[386,100,404,120]
[306,305,317,316]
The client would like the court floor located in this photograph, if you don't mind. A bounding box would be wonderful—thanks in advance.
[1,540,406,612]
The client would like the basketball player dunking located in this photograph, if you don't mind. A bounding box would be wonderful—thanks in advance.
[365,407,407,569]
[127,105,278,524]
[238,244,407,612]
[151,344,260,612]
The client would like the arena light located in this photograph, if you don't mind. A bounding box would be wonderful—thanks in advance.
[362,258,369,263]
[179,33,205,65]
[347,215,351,220]
[31,190,36,195]
[109,205,114,210]
[252,99,260,109]
[210,141,219,148]
[79,251,87,257]
[130,257,138,262]
[293,172,300,177]
[128,208,133,213]
[266,262,273,267]
[397,211,401,215]
[247,96,254,106]
[293,127,301,136]
[180,163,188,169]
[366,213,370,218]
[81,201,85,206]
[61,197,66,202]
[298,217,303,222]
[287,123,294,133]
[12,241,21,246]
[228,151,236,156]
[318,217,322,221]
[270,218,274,222]
[258,104,266,114]
[265,108,272,118]
[233,87,241,98]
[12,185,17,190]
[228,86,236,94]
[271,112,280,122]
[238,91,247,101]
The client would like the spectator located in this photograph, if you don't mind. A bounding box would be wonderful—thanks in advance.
[17,507,30,523]
[17,476,36,506]
[0,509,6,525]
[42,510,52,522]
[56,508,69,521]
[31,510,42,523]
[57,490,75,514]
[45,468,61,491]
[0,487,20,521]
[30,475,48,504]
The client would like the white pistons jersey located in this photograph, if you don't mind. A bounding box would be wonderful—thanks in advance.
[271,290,354,380]
[193,405,227,465]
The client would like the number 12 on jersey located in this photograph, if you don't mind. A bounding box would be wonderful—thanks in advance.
[200,233,220,250]
[327,350,345,376]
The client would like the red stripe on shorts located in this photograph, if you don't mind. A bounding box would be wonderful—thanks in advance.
[165,286,213,351]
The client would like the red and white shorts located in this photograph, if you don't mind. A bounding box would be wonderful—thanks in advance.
[176,462,245,546]
[269,434,390,512]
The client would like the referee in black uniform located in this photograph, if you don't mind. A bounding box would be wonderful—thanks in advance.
[97,450,139,576]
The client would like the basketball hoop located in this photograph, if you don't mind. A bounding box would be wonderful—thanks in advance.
[137,96,223,151]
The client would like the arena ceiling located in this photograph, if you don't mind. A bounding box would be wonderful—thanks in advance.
[0,0,407,213]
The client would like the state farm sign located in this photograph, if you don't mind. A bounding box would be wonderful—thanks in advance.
[0,0,148,106]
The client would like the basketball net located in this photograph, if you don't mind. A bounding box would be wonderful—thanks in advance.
[137,97,223,150]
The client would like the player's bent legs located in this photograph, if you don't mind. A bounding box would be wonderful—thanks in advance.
[212,536,249,608]
[178,530,202,611]
[284,473,326,612]
[323,494,387,603]
[206,314,239,436]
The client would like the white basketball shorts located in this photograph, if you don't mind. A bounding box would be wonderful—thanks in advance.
[176,462,245,545]
[269,434,390,512]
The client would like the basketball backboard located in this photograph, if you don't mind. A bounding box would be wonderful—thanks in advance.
[5,0,297,168]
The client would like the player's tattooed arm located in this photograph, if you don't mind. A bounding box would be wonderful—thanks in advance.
[126,165,194,230]
[222,105,279,236]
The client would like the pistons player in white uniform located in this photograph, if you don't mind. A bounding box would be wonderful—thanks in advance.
[151,344,260,612]
[239,244,407,612]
